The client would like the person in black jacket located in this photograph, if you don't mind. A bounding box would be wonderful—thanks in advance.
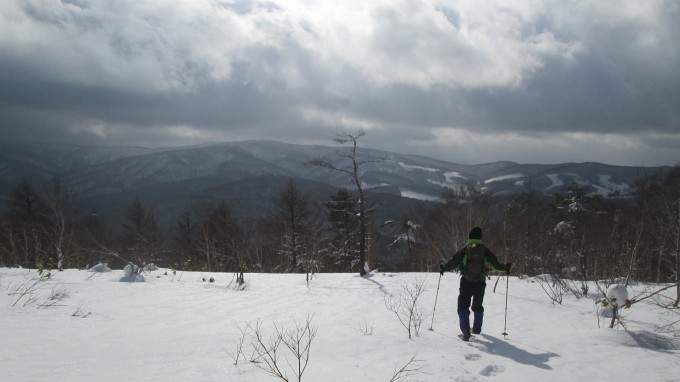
[440,226,511,341]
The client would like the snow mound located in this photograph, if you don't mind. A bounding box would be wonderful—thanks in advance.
[88,263,111,273]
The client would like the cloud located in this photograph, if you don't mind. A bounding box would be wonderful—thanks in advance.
[0,0,678,166]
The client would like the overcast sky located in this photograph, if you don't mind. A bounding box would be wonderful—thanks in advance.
[1,0,678,166]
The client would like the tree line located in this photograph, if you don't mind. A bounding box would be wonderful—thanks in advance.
[1,154,678,288]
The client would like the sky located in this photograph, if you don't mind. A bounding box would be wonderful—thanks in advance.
[1,0,679,166]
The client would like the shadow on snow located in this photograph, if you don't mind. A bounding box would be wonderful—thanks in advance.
[476,334,559,370]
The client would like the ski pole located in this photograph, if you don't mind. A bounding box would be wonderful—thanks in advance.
[502,274,509,338]
[429,271,443,331]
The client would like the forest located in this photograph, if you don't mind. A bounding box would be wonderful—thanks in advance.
[1,161,678,290]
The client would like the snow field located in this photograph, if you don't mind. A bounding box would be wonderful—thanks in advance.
[0,268,678,382]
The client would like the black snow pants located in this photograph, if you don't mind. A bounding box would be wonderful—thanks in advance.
[457,277,486,313]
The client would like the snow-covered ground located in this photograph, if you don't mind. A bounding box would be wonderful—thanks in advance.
[1,268,678,382]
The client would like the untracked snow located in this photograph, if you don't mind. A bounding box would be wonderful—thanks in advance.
[0,268,678,382]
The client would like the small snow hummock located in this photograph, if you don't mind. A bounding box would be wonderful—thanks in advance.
[88,263,111,273]
[606,284,629,307]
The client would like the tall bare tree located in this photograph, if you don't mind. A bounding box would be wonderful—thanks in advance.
[43,177,75,271]
[273,179,307,272]
[199,201,246,274]
[4,177,49,267]
[635,165,680,305]
[307,129,380,276]
[272,179,326,275]
[173,208,200,270]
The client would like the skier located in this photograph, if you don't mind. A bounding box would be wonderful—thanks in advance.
[440,226,511,341]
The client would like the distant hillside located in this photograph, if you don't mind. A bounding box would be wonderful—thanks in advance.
[0,140,669,228]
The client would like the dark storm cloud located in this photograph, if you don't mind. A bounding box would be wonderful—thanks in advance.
[0,0,678,165]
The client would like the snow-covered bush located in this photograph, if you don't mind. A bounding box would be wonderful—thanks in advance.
[123,264,139,277]
[143,263,159,272]
[120,263,145,282]
[597,284,632,328]
[606,284,629,307]
[554,221,574,235]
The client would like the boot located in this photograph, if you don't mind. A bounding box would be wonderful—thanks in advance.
[472,311,483,334]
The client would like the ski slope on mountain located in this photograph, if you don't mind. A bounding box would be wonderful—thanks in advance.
[1,268,678,381]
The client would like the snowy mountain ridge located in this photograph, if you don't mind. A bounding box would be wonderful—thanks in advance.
[0,140,669,224]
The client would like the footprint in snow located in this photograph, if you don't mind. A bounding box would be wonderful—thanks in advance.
[479,364,505,377]
[464,353,481,361]
[455,375,478,382]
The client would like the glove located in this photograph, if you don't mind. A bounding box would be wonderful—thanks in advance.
[505,262,512,274]
[439,263,445,276]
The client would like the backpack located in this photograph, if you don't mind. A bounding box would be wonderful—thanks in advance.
[460,244,488,282]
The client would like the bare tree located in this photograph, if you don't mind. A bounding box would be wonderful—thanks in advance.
[272,179,322,273]
[245,316,318,382]
[172,208,200,270]
[307,129,381,276]
[634,165,680,304]
[71,210,112,269]
[389,355,428,382]
[384,278,427,339]
[121,198,164,267]
[199,201,243,273]
[43,177,75,271]
[3,177,49,267]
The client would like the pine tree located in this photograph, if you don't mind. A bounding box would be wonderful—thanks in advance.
[324,188,360,271]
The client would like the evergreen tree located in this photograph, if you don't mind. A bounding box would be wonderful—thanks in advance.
[325,188,360,271]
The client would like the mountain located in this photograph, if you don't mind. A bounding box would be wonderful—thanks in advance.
[0,140,669,228]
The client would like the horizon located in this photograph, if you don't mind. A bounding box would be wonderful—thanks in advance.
[2,138,674,169]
